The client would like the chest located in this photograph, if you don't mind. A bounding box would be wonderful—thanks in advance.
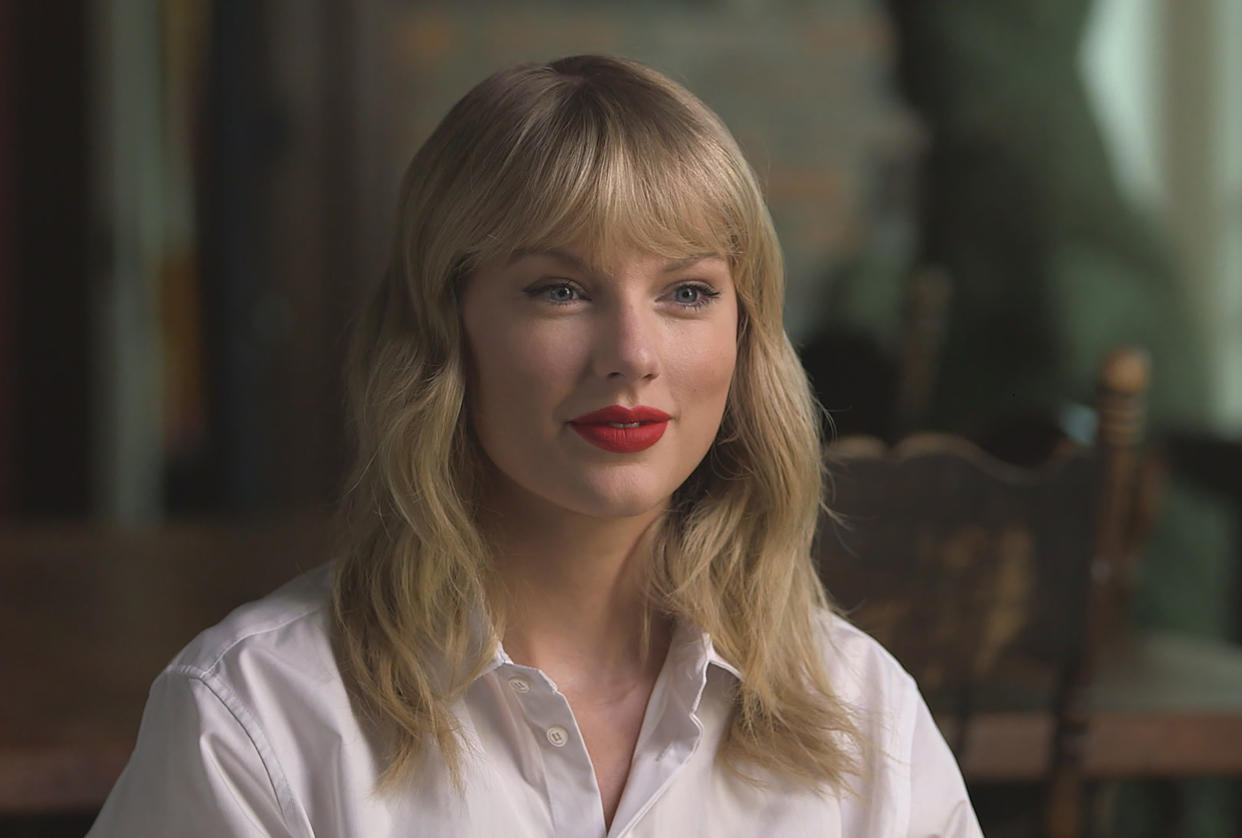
[279,667,875,837]
[363,740,854,838]
[564,686,654,824]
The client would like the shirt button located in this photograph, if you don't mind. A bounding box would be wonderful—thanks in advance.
[545,725,569,748]
[508,677,531,694]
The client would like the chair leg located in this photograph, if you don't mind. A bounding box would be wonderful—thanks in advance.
[1089,780,1120,838]
[1043,763,1084,838]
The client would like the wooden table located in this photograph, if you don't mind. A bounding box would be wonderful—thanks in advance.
[0,520,328,813]
[945,630,1242,781]
[3,521,1242,813]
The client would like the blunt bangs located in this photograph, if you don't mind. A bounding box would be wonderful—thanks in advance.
[451,61,754,284]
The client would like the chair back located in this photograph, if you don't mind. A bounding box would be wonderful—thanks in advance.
[816,349,1149,758]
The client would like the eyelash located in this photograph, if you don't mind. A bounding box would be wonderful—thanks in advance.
[525,281,721,310]
[668,282,721,309]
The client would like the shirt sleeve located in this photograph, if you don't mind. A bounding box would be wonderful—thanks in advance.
[88,668,296,837]
[905,696,985,838]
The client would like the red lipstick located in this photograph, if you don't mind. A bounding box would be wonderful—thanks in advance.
[568,405,671,453]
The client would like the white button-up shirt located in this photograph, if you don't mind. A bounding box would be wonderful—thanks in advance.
[89,566,983,837]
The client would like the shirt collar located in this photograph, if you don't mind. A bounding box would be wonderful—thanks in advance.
[703,632,742,680]
[479,619,742,684]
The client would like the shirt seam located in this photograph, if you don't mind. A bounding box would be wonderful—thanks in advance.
[191,600,328,678]
[895,669,919,837]
[169,664,305,836]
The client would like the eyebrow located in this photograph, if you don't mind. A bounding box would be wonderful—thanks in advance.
[508,248,721,277]
[660,252,721,273]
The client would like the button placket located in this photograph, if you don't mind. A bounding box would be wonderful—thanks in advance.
[498,664,604,836]
[499,665,583,753]
[607,635,715,838]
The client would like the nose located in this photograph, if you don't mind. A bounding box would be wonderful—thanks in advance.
[592,299,659,382]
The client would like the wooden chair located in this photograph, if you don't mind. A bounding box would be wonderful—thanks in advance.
[816,348,1242,838]
[894,265,954,436]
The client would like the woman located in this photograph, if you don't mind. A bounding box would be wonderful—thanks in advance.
[90,55,981,836]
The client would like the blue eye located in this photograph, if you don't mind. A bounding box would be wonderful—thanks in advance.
[547,284,576,303]
[527,281,583,305]
[671,283,720,309]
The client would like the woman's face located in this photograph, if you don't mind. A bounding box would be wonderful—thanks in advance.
[461,244,738,521]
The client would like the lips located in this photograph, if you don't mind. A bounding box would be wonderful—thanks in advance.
[568,405,671,453]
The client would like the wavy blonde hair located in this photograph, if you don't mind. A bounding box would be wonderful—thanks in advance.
[333,55,860,791]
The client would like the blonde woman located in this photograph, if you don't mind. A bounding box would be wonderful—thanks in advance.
[90,55,982,837]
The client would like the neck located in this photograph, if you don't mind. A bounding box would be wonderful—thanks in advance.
[482,482,670,685]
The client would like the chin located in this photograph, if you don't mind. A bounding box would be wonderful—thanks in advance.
[556,478,674,521]
[562,493,667,521]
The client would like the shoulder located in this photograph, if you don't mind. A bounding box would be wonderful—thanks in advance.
[92,566,339,837]
[813,612,986,837]
[165,563,339,703]
[812,610,927,774]
[814,608,919,713]
[154,564,355,819]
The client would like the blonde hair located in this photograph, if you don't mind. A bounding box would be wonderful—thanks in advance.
[332,55,860,791]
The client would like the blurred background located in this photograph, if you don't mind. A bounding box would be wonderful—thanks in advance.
[2,0,1240,835]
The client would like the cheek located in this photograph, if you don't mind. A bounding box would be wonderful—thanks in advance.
[467,318,584,413]
[704,299,741,400]
[672,333,738,414]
